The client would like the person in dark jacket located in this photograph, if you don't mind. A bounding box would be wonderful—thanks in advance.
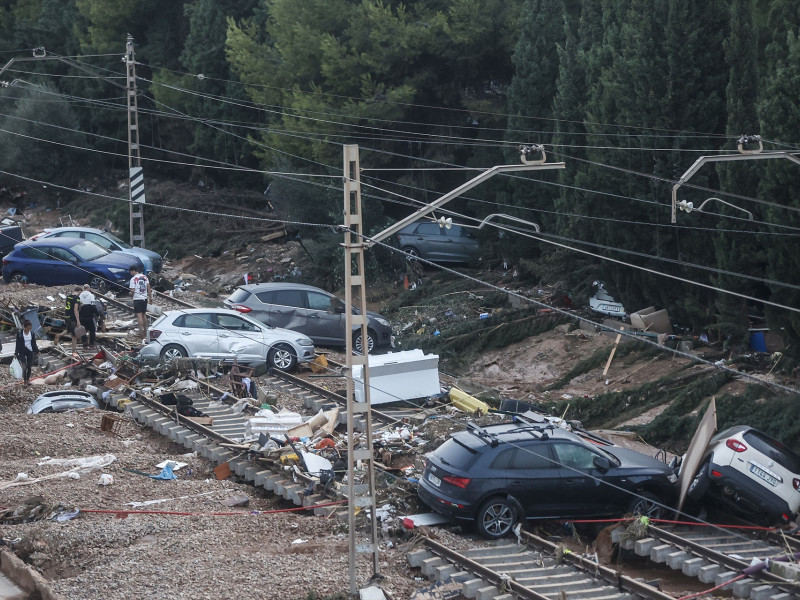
[78,287,98,349]
[15,319,39,384]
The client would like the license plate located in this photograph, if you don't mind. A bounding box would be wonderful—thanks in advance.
[749,463,779,487]
[427,473,441,487]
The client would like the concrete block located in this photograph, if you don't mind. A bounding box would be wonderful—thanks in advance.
[666,550,690,569]
[230,459,248,477]
[767,593,792,600]
[749,585,777,600]
[475,585,499,600]
[434,564,456,583]
[650,544,674,563]
[610,527,627,544]
[732,578,757,598]
[769,561,800,582]
[407,549,432,569]
[682,557,706,577]
[461,578,484,598]
[634,538,657,556]
[698,563,720,584]
[420,557,444,577]
[714,570,739,590]
[244,466,260,482]
[263,474,283,491]
[182,434,201,449]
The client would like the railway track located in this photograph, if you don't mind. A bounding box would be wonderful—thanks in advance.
[409,530,674,600]
[612,522,800,599]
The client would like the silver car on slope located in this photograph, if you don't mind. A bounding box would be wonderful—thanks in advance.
[138,308,315,372]
[28,390,100,414]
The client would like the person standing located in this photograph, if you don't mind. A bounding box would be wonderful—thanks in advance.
[129,265,152,340]
[15,319,39,385]
[63,285,81,356]
[78,284,97,349]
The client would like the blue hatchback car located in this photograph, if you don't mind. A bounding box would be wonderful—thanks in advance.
[2,238,144,294]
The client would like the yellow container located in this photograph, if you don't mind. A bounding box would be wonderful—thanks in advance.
[448,387,489,415]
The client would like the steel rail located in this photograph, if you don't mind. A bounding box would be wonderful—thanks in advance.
[423,536,551,600]
[520,531,675,600]
[648,524,796,589]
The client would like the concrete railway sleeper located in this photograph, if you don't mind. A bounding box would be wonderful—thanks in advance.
[407,533,673,600]
[612,523,799,600]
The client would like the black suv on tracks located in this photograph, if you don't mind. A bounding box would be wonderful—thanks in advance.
[418,419,678,538]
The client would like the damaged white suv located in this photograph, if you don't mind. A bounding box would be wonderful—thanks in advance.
[686,425,800,525]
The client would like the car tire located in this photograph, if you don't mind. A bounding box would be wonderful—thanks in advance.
[89,276,108,294]
[160,344,187,362]
[628,491,664,519]
[687,460,711,501]
[268,343,297,372]
[10,272,28,284]
[402,246,420,261]
[476,497,517,539]
[353,329,376,355]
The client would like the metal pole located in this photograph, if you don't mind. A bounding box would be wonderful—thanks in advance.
[125,35,146,248]
[343,145,379,597]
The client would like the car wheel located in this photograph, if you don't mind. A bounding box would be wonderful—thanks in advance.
[687,460,711,501]
[476,497,517,539]
[402,246,420,261]
[10,272,28,284]
[268,343,297,372]
[89,276,108,294]
[160,344,187,362]
[353,329,376,355]
[628,492,664,519]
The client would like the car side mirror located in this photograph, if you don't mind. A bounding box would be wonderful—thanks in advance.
[593,456,610,473]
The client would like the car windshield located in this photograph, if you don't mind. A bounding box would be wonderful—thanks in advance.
[103,231,132,249]
[71,240,110,261]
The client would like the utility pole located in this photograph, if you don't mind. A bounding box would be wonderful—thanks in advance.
[342,145,379,597]
[125,35,146,247]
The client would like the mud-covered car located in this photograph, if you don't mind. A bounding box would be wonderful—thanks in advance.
[683,426,800,525]
[28,390,100,414]
[224,282,392,354]
[138,308,315,372]
[418,419,678,539]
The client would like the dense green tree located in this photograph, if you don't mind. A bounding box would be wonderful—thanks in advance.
[757,0,800,357]
[0,83,83,182]
[713,0,763,349]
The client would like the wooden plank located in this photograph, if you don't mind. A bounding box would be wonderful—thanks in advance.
[602,328,624,377]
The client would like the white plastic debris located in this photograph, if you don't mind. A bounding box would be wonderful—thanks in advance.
[98,474,114,486]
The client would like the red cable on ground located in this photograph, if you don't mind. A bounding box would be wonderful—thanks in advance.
[0,359,82,391]
[79,499,347,518]
[676,573,747,600]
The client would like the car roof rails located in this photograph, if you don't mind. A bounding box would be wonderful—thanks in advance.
[466,421,501,447]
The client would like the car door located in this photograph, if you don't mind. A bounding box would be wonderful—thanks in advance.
[216,313,266,362]
[268,289,309,335]
[48,246,85,285]
[414,222,450,260]
[551,441,616,516]
[305,290,345,345]
[500,443,564,518]
[443,225,478,261]
[17,246,56,283]
[172,313,220,358]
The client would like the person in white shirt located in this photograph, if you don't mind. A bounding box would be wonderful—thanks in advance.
[129,265,152,339]
[78,284,98,348]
